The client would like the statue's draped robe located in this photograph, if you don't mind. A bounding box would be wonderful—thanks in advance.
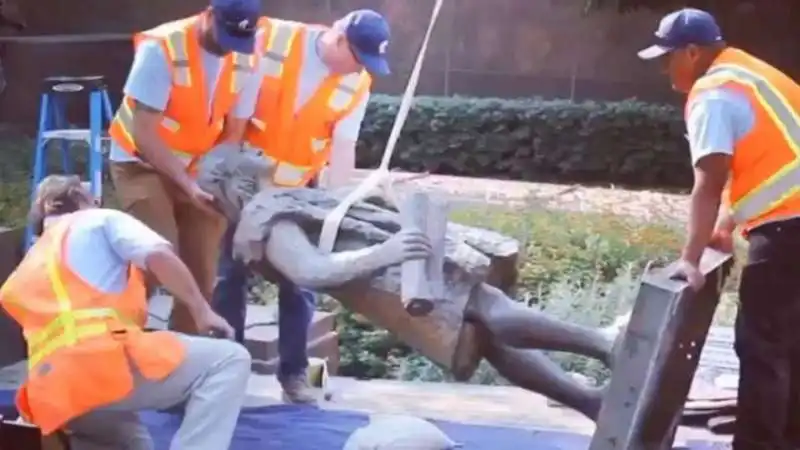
[233,188,519,378]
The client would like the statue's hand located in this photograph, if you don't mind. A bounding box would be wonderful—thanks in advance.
[383,228,433,264]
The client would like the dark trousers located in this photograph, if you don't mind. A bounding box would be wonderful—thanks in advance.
[211,222,316,381]
[734,218,800,450]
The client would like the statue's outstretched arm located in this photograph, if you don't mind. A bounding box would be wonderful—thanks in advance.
[262,220,429,290]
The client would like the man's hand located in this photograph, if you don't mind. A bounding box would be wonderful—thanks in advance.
[195,306,235,339]
[708,229,734,253]
[187,182,221,216]
[668,258,705,292]
[384,228,433,264]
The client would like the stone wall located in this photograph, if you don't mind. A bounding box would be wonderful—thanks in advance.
[0,0,796,128]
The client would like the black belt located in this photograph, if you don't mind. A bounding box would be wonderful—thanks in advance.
[748,217,800,238]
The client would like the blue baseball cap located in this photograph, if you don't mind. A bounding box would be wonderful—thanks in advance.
[342,9,391,76]
[638,8,723,60]
[210,0,260,54]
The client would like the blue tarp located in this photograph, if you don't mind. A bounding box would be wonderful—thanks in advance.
[0,389,730,449]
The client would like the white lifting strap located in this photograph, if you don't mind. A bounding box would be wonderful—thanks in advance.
[317,0,444,253]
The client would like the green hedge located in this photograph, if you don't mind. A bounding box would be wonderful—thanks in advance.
[357,95,691,189]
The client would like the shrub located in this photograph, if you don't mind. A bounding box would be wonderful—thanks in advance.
[358,95,690,189]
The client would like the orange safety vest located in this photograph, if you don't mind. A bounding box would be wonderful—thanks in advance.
[688,47,800,234]
[108,14,256,175]
[244,18,372,187]
[0,213,186,435]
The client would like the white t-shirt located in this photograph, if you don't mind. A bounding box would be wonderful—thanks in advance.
[49,209,170,293]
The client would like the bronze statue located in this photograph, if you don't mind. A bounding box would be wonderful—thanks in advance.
[198,148,621,420]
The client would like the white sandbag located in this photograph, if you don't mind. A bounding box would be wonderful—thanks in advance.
[342,414,460,450]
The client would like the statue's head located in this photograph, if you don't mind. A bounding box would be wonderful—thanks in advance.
[196,145,270,221]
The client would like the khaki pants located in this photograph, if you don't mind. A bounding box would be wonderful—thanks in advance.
[110,162,226,334]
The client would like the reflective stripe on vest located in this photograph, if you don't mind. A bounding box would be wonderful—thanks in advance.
[26,241,136,369]
[700,63,800,224]
[231,53,252,92]
[239,145,313,187]
[262,21,297,78]
[256,138,331,186]
[162,30,192,87]
[329,72,363,111]
[113,101,200,171]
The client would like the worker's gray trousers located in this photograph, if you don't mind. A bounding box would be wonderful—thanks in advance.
[66,332,252,450]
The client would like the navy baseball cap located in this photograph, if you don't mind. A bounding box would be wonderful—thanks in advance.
[342,9,391,76]
[638,8,723,60]
[210,0,260,54]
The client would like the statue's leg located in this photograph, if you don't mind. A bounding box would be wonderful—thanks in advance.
[484,339,604,421]
[467,284,614,367]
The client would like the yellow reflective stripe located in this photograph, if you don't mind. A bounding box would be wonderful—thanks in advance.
[117,103,184,136]
[45,247,75,347]
[164,31,192,87]
[28,323,112,368]
[273,162,310,186]
[701,64,800,223]
[25,308,121,348]
[162,116,180,132]
[311,138,328,153]
[328,73,362,111]
[172,150,198,171]
[230,53,254,93]
[262,22,296,77]
[251,117,267,131]
[116,102,192,167]
[115,101,136,146]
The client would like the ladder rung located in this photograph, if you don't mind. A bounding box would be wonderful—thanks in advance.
[40,129,110,143]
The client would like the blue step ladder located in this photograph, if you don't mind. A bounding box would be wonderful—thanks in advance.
[24,75,114,250]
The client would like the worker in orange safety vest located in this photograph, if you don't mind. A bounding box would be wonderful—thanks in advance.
[639,8,800,449]
[107,0,260,335]
[0,175,249,449]
[210,9,390,405]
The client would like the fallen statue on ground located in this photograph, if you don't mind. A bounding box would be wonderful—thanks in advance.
[198,148,620,420]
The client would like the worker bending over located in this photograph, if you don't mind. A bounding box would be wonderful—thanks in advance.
[640,9,800,450]
[108,0,260,334]
[0,175,248,450]
[211,9,391,404]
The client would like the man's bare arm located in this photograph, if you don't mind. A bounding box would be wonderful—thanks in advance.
[218,117,248,145]
[131,100,195,194]
[145,245,214,323]
[682,154,730,264]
